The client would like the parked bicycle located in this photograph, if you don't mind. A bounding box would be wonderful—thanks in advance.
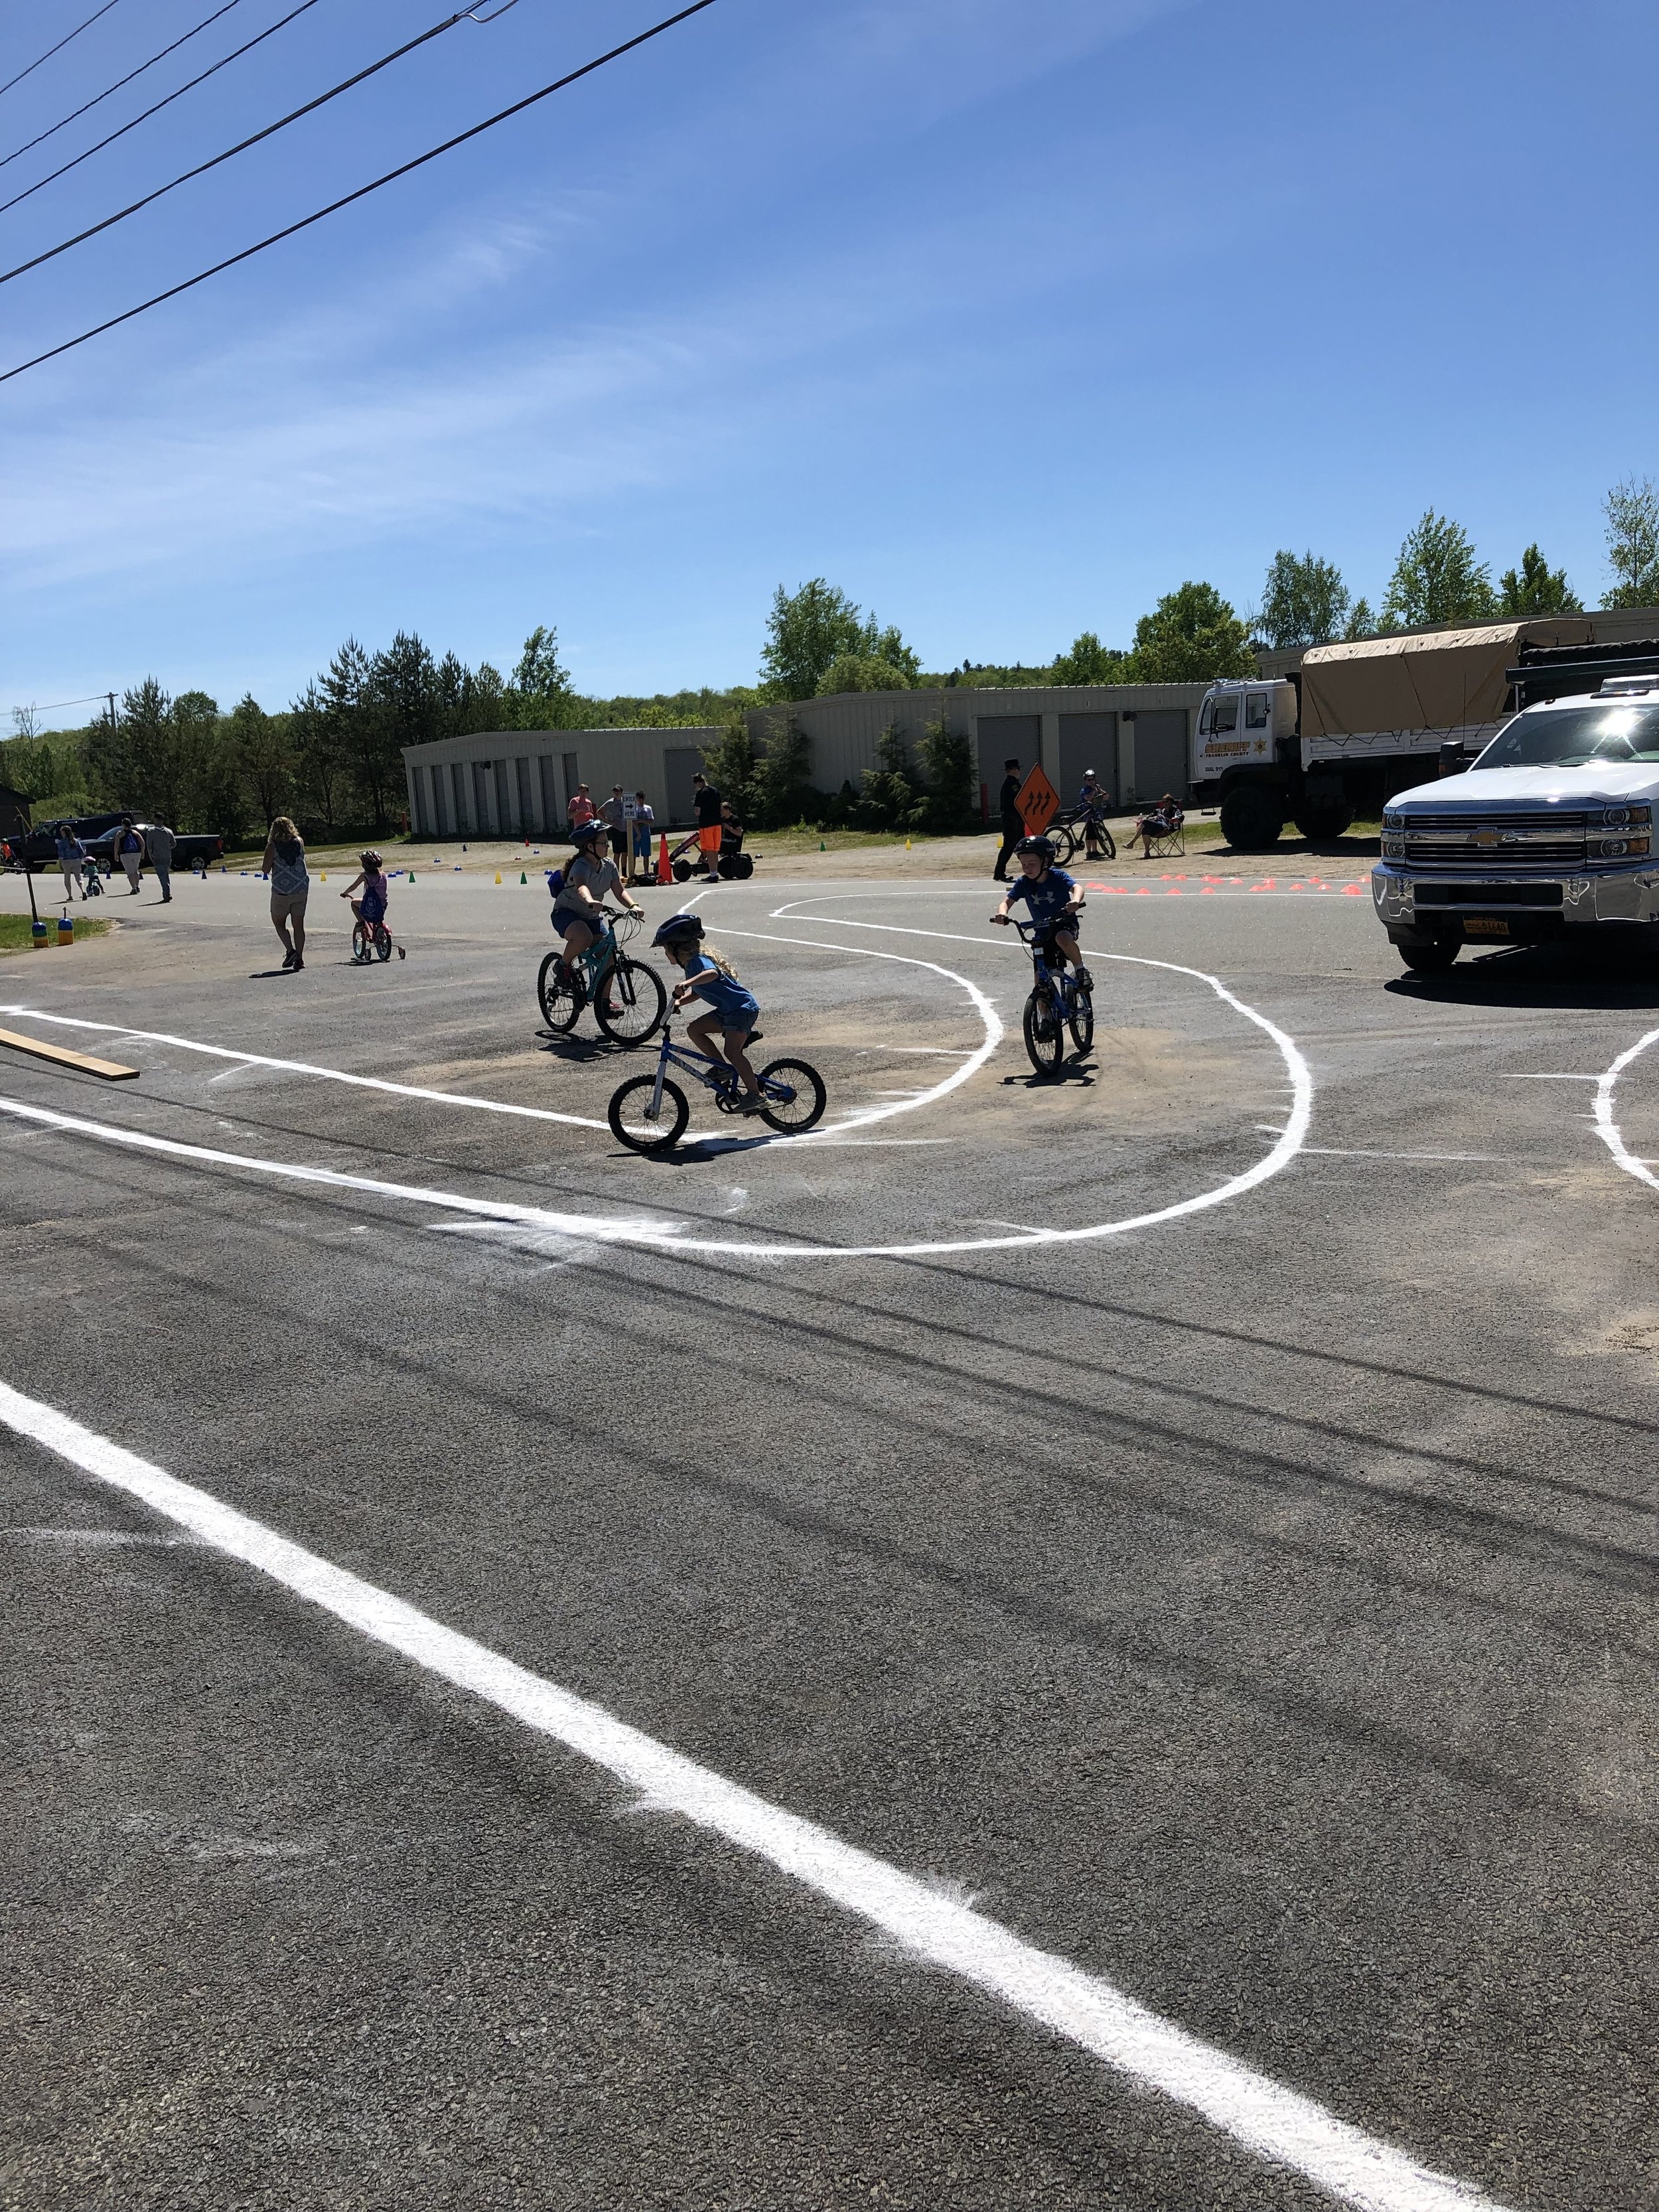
[1047,804,1116,865]
[1013,917,1093,1076]
[350,915,403,965]
[607,1018,826,1151]
[537,909,666,1045]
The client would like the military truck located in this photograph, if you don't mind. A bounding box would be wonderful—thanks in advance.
[1191,618,1593,848]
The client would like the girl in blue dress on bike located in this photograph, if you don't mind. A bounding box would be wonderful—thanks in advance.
[652,913,765,1112]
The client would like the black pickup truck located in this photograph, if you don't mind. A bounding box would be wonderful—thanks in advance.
[3,813,224,871]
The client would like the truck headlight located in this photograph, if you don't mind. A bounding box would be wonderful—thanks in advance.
[1603,805,1653,830]
[1382,810,1404,833]
[1382,836,1406,859]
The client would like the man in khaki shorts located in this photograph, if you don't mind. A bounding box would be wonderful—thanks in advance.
[261,814,310,971]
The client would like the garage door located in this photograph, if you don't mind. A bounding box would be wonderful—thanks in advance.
[975,715,1041,818]
[1056,713,1114,810]
[1127,710,1187,806]
[664,748,703,829]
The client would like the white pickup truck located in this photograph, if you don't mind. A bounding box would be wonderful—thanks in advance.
[1372,674,1659,972]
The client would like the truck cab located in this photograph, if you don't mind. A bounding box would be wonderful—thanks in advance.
[1372,674,1659,972]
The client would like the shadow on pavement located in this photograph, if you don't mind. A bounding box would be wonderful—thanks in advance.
[1386,940,1659,1010]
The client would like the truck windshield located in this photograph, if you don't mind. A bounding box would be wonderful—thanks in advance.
[1479,703,1659,769]
[1200,694,1239,736]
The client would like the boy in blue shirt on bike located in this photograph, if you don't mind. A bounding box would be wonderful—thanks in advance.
[991,833,1091,986]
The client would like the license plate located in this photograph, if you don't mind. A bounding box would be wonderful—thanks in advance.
[1463,917,1510,937]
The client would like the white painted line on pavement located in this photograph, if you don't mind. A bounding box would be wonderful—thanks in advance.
[0,1375,1508,2212]
[1593,1027,1659,1193]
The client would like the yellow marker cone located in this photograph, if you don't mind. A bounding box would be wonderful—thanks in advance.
[320,871,326,882]
[905,837,912,850]
[494,870,502,885]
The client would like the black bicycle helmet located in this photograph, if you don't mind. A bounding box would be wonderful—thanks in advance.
[1015,832,1056,859]
[651,911,705,948]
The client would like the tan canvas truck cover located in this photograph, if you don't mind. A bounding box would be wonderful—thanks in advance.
[1300,618,1593,743]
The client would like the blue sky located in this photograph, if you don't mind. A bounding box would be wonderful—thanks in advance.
[3,0,1656,723]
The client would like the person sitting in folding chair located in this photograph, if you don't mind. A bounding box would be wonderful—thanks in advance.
[1128,792,1186,858]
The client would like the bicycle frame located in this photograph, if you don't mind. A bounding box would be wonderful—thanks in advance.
[1013,918,1082,1007]
[642,1021,740,1116]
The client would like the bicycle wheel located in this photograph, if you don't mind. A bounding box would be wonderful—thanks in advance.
[595,956,667,1046]
[1048,821,1078,865]
[375,926,393,963]
[757,1056,826,1134]
[608,1074,689,1152]
[350,921,372,966]
[537,948,585,1033]
[1092,826,1116,861]
[1023,985,1066,1077]
[1068,982,1094,1056]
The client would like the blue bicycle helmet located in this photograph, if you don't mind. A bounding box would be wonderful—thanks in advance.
[569,819,606,848]
[651,911,705,948]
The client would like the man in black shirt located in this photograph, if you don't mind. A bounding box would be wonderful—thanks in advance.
[692,772,724,883]
[993,757,1025,881]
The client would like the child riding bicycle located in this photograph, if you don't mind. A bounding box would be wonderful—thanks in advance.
[991,833,1091,985]
[555,820,645,970]
[340,849,406,957]
[652,911,764,1112]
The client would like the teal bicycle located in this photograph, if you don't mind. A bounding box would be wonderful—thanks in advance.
[537,909,666,1045]
[607,1018,826,1151]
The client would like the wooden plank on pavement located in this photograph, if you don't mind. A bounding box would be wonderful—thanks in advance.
[0,1026,139,1080]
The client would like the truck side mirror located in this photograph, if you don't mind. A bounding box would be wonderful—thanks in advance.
[1437,740,1469,777]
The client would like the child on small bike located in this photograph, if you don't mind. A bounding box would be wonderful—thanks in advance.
[991,833,1091,986]
[652,912,764,1112]
[341,849,405,957]
[554,820,644,969]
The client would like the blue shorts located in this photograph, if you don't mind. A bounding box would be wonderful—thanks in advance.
[557,909,602,940]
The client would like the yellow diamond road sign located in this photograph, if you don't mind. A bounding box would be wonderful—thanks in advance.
[1016,764,1060,835]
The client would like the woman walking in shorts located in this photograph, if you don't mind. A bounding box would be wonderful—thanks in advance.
[262,815,310,970]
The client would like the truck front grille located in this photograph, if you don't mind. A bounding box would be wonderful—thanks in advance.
[1403,812,1588,868]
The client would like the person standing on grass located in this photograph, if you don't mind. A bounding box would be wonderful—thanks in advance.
[145,820,176,903]
[113,816,145,895]
[262,815,310,971]
[54,823,86,901]
[993,757,1025,881]
[692,771,723,884]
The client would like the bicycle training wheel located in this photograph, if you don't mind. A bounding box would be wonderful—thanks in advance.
[757,1057,826,1134]
[595,957,666,1046]
[608,1074,689,1152]
[537,948,585,1033]
[350,922,372,966]
[1068,984,1094,1056]
[1048,822,1078,865]
[1023,986,1066,1078]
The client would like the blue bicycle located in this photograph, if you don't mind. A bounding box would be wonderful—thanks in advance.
[607,1019,826,1151]
[1011,917,1093,1076]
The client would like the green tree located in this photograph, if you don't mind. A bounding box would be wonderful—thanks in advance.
[232,694,293,824]
[90,678,178,818]
[172,689,238,833]
[1497,544,1581,616]
[816,650,912,695]
[700,718,757,816]
[1125,583,1256,682]
[1380,511,1496,629]
[857,725,928,831]
[917,718,975,831]
[760,579,917,700]
[1604,477,1659,608]
[1343,597,1375,640]
[1050,630,1126,684]
[291,680,348,830]
[749,717,814,828]
[1258,551,1351,649]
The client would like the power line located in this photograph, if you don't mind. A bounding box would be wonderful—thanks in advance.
[7,692,115,713]
[0,0,242,175]
[0,0,127,102]
[0,1,491,287]
[0,0,718,386]
[0,0,325,220]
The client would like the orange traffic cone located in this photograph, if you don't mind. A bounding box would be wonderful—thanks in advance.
[656,832,672,885]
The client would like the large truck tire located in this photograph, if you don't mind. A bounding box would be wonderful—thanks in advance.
[1397,937,1460,974]
[1293,798,1356,842]
[1219,783,1285,850]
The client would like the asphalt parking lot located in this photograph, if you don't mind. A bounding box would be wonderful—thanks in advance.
[4,861,1659,2212]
